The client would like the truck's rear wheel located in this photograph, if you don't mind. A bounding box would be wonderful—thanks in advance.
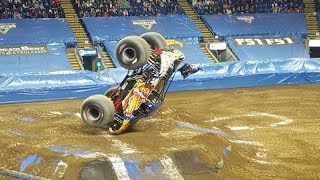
[141,32,168,50]
[116,36,151,70]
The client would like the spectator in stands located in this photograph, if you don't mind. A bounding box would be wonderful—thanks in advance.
[73,0,184,17]
[190,0,304,15]
[0,0,65,19]
[316,0,320,12]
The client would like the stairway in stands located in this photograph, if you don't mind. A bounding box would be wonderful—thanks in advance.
[177,0,216,62]
[60,0,115,69]
[303,0,320,39]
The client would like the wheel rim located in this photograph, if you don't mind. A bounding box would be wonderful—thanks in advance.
[121,47,137,65]
[85,106,102,123]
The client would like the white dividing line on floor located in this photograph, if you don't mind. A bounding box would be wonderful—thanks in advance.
[227,126,256,131]
[76,152,109,159]
[112,139,137,154]
[54,160,68,178]
[75,112,81,119]
[160,156,184,180]
[49,111,63,115]
[268,113,293,127]
[176,121,227,136]
[108,157,130,180]
[208,112,293,129]
[229,139,263,146]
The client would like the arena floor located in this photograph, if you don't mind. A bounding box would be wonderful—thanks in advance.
[0,84,320,179]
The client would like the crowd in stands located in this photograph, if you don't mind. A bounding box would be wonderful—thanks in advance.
[72,0,184,17]
[0,0,65,19]
[0,0,309,19]
[190,0,305,15]
[316,0,320,12]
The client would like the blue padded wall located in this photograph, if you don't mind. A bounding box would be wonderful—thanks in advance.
[1,14,320,104]
[0,19,76,46]
[0,69,126,104]
[0,43,72,76]
[82,15,202,43]
[2,58,320,104]
[201,13,307,38]
[227,36,309,62]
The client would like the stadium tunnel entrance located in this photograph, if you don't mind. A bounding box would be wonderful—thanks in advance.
[79,47,105,72]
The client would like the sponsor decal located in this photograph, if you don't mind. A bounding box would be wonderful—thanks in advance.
[79,48,97,56]
[0,45,48,55]
[209,42,227,50]
[236,16,255,24]
[233,37,296,46]
[0,23,16,34]
[124,79,153,117]
[132,20,156,30]
[166,39,184,48]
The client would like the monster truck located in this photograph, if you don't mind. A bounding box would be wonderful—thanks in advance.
[80,32,188,135]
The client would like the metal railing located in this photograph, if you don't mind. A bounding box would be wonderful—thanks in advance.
[96,45,108,69]
[204,42,219,63]
[74,46,84,70]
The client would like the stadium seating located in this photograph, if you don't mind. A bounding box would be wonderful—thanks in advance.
[82,15,202,43]
[0,18,75,77]
[0,19,76,46]
[227,36,309,62]
[0,43,72,76]
[82,15,209,68]
[0,18,77,104]
[72,0,184,17]
[318,13,320,30]
[0,0,65,19]
[189,0,304,15]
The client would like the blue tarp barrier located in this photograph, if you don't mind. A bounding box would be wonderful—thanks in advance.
[0,19,76,46]
[103,41,120,68]
[103,38,211,68]
[201,13,307,38]
[1,57,320,104]
[82,15,202,43]
[0,43,72,76]
[227,36,309,62]
[1,34,320,104]
[0,69,126,104]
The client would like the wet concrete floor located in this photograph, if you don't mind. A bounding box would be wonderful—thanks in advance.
[0,84,320,179]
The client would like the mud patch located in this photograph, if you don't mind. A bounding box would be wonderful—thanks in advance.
[176,121,227,136]
[171,150,214,174]
[50,145,108,159]
[20,154,42,172]
[1,85,320,179]
[79,159,118,180]
[16,115,34,122]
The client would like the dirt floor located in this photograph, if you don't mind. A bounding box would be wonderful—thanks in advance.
[0,84,320,179]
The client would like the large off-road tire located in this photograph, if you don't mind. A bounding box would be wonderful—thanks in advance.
[115,36,151,70]
[104,86,120,98]
[138,37,152,57]
[80,94,115,128]
[141,32,168,50]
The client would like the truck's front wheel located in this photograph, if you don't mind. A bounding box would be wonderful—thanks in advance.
[80,95,115,128]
